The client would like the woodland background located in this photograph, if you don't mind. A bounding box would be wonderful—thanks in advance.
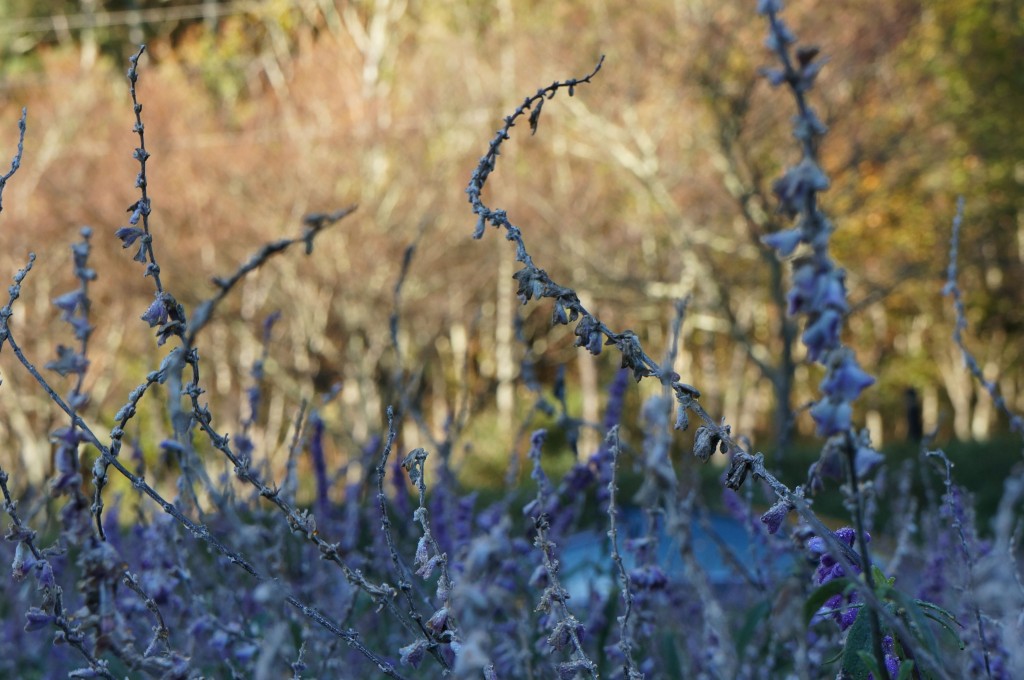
[0,0,1021,495]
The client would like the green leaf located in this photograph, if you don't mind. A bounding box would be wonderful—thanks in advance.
[841,608,873,680]
[888,590,943,661]
[824,646,845,665]
[896,659,916,680]
[913,599,961,625]
[871,565,895,594]
[907,597,964,648]
[856,650,883,678]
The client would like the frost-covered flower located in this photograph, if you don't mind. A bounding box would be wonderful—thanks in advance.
[114,225,144,248]
[853,444,884,479]
[760,498,794,535]
[820,350,874,402]
[802,309,841,361]
[628,564,668,590]
[141,295,169,327]
[693,425,727,462]
[52,290,86,318]
[399,640,428,669]
[810,396,851,436]
[23,607,55,632]
[573,314,603,356]
[772,157,830,218]
[762,227,803,257]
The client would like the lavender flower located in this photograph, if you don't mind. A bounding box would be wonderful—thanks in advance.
[819,349,875,402]
[759,498,794,535]
[761,227,802,257]
[870,636,902,680]
[801,309,841,362]
[24,608,55,632]
[399,640,428,669]
[772,157,830,219]
[114,226,144,247]
[0,5,1012,679]
[140,294,169,327]
[809,396,852,437]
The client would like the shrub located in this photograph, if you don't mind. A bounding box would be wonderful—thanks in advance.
[0,3,1021,679]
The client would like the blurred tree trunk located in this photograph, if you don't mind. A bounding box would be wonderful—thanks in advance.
[203,0,219,33]
[80,0,97,68]
[494,0,517,434]
[939,343,974,440]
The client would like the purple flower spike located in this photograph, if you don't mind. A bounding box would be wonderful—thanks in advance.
[809,527,870,630]
[873,635,902,680]
[787,260,848,317]
[837,606,858,630]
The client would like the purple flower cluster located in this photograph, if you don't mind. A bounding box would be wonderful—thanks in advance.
[808,527,866,630]
[757,3,875,438]
[875,635,903,680]
[0,3,1019,679]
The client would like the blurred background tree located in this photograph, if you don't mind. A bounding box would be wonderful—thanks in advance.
[0,0,1020,494]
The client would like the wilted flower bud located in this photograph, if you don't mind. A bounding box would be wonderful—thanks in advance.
[573,315,603,356]
[12,542,35,581]
[426,607,450,635]
[674,402,689,431]
[693,426,721,463]
[399,640,428,668]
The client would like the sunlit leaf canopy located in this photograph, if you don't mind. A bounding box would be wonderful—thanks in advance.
[0,0,1020,486]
